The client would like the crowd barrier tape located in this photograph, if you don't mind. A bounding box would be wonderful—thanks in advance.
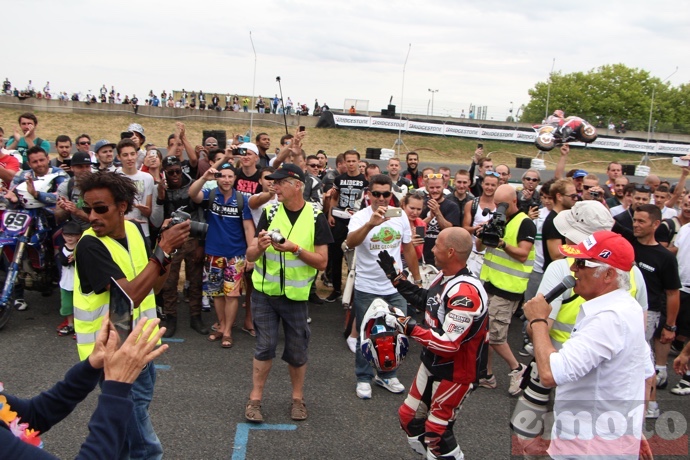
[332,115,690,156]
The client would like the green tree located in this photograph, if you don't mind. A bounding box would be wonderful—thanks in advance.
[522,64,686,132]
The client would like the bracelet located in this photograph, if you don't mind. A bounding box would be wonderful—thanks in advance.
[151,245,174,275]
[529,318,548,329]
[414,279,423,286]
[292,245,303,257]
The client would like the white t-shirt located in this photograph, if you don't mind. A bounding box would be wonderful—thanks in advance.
[661,206,678,220]
[118,169,154,237]
[59,246,75,291]
[349,206,412,295]
[609,204,626,217]
[674,222,690,293]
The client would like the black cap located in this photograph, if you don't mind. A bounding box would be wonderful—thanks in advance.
[162,156,181,168]
[71,151,93,166]
[62,221,82,235]
[266,163,305,183]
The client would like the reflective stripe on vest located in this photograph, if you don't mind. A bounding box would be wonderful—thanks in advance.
[479,212,535,294]
[549,258,638,344]
[73,221,158,361]
[252,203,318,301]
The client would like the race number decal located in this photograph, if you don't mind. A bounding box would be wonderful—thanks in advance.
[2,211,31,233]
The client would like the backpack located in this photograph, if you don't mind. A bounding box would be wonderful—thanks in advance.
[470,197,481,220]
[661,216,682,246]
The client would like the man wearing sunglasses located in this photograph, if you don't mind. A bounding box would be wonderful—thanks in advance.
[74,171,190,459]
[155,155,208,337]
[522,231,651,459]
[345,174,421,399]
[475,184,536,394]
[511,202,647,449]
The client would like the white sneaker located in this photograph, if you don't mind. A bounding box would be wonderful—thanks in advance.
[374,376,405,394]
[356,382,372,399]
[14,299,28,311]
[671,379,690,395]
[645,401,660,419]
[508,363,528,396]
[201,296,210,312]
[346,336,357,353]
[656,368,668,389]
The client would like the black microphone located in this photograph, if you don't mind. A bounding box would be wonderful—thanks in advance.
[544,275,576,303]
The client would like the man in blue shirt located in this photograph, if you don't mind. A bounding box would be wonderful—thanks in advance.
[189,163,255,348]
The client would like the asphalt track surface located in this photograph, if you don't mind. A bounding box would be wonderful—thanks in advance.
[1,284,688,459]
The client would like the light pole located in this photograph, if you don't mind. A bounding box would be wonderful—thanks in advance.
[428,89,438,116]
[394,43,412,155]
[249,31,257,138]
[509,101,514,120]
[545,58,555,120]
[642,67,678,164]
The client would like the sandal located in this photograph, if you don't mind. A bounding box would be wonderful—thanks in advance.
[208,331,223,342]
[291,398,308,421]
[242,327,256,337]
[245,399,263,423]
[221,336,233,348]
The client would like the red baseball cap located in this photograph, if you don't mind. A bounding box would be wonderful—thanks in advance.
[559,230,634,271]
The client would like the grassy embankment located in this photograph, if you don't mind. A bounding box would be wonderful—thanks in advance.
[0,107,680,176]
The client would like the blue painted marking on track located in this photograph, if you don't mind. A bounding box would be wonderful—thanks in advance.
[161,337,185,343]
[232,423,297,460]
[154,364,171,370]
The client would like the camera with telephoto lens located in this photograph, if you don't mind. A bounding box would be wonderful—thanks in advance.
[167,208,208,239]
[266,228,286,244]
[479,202,509,248]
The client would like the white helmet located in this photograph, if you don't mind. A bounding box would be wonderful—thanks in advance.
[16,173,59,209]
[360,298,409,373]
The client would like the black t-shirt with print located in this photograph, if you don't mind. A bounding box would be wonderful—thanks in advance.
[632,239,681,312]
[333,173,368,214]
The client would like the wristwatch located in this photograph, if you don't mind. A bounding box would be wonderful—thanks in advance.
[663,324,677,332]
[292,246,303,257]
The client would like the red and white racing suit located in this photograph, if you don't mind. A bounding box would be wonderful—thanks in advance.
[394,267,489,459]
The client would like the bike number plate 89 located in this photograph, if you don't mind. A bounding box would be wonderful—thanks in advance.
[2,211,32,234]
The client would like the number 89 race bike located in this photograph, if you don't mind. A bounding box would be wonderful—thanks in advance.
[0,203,56,330]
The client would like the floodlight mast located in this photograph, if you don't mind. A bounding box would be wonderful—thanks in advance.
[642,66,678,165]
[395,44,412,155]
[249,31,257,138]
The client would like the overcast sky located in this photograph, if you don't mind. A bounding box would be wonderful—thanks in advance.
[4,0,688,120]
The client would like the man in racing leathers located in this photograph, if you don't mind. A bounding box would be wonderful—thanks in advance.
[378,227,489,460]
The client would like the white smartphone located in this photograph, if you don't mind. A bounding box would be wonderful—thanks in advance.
[384,207,403,218]
[672,157,689,167]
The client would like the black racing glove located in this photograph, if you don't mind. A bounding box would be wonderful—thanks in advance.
[377,251,403,284]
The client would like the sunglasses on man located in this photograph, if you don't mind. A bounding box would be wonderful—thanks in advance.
[370,191,392,198]
[82,204,113,215]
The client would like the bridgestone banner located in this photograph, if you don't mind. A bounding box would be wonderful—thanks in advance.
[332,115,690,155]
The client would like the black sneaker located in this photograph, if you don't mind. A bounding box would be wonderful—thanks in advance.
[308,292,324,305]
[324,291,341,303]
[58,324,75,336]
[320,273,333,288]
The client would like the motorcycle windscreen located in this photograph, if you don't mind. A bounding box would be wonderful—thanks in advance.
[109,277,133,344]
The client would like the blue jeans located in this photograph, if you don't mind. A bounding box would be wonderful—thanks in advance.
[354,289,407,383]
[120,363,163,460]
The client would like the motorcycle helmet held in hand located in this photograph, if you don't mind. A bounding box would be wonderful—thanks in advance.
[360,298,409,373]
[16,173,59,209]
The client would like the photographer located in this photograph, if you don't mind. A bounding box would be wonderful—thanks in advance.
[156,156,208,337]
[517,169,541,217]
[190,163,255,348]
[421,174,460,266]
[582,173,607,206]
[475,184,536,395]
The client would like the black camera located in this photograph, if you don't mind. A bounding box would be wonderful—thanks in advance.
[519,195,541,214]
[167,208,208,239]
[120,131,134,140]
[590,190,600,200]
[236,148,247,156]
[480,202,509,248]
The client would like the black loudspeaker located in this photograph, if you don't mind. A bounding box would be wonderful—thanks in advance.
[203,130,227,148]
[381,109,390,116]
[515,158,532,169]
[387,104,396,116]
[366,148,381,160]
[622,165,636,176]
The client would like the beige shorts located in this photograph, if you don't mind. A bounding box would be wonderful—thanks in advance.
[488,293,520,344]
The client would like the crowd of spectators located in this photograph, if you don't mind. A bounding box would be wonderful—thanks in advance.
[2,110,690,458]
[2,78,330,116]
